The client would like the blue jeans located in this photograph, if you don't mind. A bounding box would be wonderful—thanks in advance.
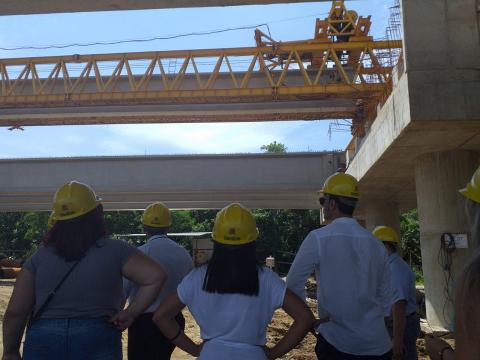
[23,318,122,360]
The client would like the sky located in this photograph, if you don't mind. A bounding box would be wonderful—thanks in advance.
[0,0,391,158]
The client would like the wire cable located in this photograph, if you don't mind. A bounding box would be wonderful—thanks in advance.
[0,24,269,50]
[438,232,455,325]
[0,12,329,52]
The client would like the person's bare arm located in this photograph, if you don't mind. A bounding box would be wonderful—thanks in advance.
[111,252,166,330]
[425,336,453,360]
[153,292,202,357]
[392,300,406,359]
[426,257,480,360]
[264,289,315,359]
[2,269,35,360]
[454,266,480,359]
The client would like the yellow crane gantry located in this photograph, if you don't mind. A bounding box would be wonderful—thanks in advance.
[0,0,402,131]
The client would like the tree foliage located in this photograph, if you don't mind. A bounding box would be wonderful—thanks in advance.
[0,208,319,272]
[0,212,49,258]
[260,141,287,153]
[399,209,422,282]
[0,208,422,279]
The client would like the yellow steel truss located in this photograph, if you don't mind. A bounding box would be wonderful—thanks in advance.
[0,40,400,107]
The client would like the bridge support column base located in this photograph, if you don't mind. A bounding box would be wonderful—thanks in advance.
[414,150,478,330]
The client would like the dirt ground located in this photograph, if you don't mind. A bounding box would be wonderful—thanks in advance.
[0,279,433,359]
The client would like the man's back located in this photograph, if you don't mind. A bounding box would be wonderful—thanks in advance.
[287,217,392,355]
[388,253,417,316]
[125,235,193,312]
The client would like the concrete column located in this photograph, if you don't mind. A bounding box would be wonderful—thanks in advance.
[401,0,480,123]
[414,150,478,330]
[363,200,400,234]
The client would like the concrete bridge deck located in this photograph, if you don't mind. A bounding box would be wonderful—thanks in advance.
[0,151,344,211]
[0,0,330,15]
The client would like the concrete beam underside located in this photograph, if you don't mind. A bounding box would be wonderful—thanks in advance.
[0,71,359,126]
[0,152,344,211]
[0,0,330,15]
[350,77,480,214]
[0,100,356,127]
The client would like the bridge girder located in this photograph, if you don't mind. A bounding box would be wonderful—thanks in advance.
[0,152,345,211]
[0,41,401,127]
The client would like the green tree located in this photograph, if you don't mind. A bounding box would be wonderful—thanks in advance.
[104,211,142,235]
[171,210,196,232]
[190,210,216,232]
[260,141,287,153]
[0,212,49,259]
[254,209,320,275]
[400,209,422,282]
[0,205,321,273]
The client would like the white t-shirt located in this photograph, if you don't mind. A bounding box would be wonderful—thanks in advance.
[177,265,286,360]
[124,235,193,313]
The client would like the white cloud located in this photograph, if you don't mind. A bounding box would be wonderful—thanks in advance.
[110,122,303,154]
[0,120,349,159]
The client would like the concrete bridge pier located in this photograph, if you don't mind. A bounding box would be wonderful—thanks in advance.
[362,200,400,234]
[414,150,479,330]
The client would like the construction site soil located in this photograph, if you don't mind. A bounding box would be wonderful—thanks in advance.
[0,279,432,359]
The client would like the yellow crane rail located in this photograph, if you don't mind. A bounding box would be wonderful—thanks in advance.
[0,40,401,107]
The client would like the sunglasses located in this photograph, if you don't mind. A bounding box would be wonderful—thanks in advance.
[319,196,329,206]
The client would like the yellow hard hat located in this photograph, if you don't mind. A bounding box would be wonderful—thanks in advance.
[142,202,172,228]
[47,212,56,229]
[321,172,359,199]
[459,166,480,204]
[212,203,259,246]
[52,181,100,221]
[373,226,400,243]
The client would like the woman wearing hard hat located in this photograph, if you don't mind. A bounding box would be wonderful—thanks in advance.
[153,203,315,359]
[425,167,480,360]
[2,181,166,360]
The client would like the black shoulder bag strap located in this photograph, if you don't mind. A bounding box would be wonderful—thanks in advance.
[27,259,81,329]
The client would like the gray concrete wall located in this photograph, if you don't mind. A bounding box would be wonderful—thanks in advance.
[0,152,344,211]
[362,201,400,235]
[414,150,479,329]
[402,0,480,122]
[347,74,411,182]
[0,0,330,15]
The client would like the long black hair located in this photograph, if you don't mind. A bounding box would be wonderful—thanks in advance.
[44,205,107,261]
[202,241,261,296]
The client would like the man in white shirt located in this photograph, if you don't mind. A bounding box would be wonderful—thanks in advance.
[373,226,419,360]
[286,172,392,359]
[124,202,193,360]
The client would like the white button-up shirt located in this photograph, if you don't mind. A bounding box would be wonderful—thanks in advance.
[124,235,193,313]
[286,217,392,356]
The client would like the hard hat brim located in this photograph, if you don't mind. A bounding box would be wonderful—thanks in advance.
[51,203,98,221]
[211,237,255,246]
[380,238,400,243]
[459,187,480,204]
